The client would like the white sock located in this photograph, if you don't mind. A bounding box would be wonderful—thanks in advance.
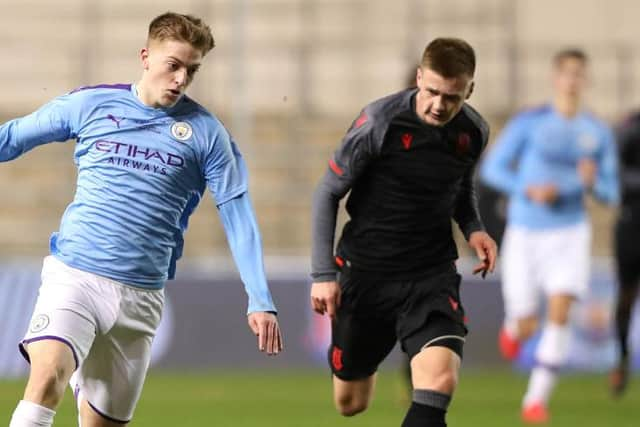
[523,366,556,406]
[523,323,570,406]
[9,400,56,427]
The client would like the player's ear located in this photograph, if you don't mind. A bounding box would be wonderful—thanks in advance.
[416,67,423,87]
[140,47,150,70]
[466,81,475,99]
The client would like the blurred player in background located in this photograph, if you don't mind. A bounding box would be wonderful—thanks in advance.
[610,111,640,396]
[311,38,497,427]
[481,49,618,423]
[4,12,282,427]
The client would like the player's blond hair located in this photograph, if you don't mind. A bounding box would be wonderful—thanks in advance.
[148,12,215,56]
[420,38,476,78]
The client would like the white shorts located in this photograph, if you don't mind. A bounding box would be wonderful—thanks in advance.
[500,222,591,320]
[20,256,164,423]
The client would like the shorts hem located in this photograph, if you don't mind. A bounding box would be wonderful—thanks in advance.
[331,369,376,382]
[19,336,80,370]
[87,400,131,424]
[420,335,466,351]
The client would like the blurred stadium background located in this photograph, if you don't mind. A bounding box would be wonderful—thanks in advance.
[1,0,640,425]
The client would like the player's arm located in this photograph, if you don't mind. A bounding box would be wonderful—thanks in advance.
[589,127,619,204]
[205,129,281,355]
[617,117,640,192]
[0,95,77,162]
[479,115,528,195]
[218,193,282,355]
[311,111,377,317]
[454,146,497,277]
[616,116,640,198]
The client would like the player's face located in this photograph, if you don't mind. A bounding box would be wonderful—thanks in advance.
[139,39,203,108]
[552,57,587,99]
[415,67,473,127]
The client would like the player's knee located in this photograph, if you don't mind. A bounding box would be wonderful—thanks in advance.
[334,394,369,417]
[518,318,538,340]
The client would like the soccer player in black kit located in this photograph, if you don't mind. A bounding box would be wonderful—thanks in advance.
[610,111,640,396]
[310,38,497,427]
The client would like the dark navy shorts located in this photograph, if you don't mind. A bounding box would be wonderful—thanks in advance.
[328,261,467,381]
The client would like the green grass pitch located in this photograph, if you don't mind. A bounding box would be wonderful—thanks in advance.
[1,369,637,426]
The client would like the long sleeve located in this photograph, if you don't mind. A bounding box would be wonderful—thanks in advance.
[616,117,640,200]
[218,193,276,314]
[480,116,527,195]
[311,170,351,282]
[591,128,619,204]
[0,96,74,162]
[453,164,485,240]
[310,109,378,282]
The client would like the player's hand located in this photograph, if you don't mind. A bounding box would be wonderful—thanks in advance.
[526,184,558,204]
[310,281,341,319]
[577,158,597,188]
[468,231,497,279]
[248,311,283,356]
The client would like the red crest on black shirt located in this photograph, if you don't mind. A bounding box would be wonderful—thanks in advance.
[402,133,413,150]
[354,112,368,128]
[456,133,471,155]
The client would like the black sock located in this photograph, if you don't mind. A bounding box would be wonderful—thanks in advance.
[615,285,638,361]
[402,389,450,427]
[401,401,446,427]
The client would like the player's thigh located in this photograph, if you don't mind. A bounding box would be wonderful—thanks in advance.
[78,286,163,424]
[402,310,466,393]
[541,222,591,299]
[23,339,75,379]
[21,256,106,372]
[329,309,397,381]
[500,226,541,319]
[402,312,466,360]
[23,340,76,405]
[80,398,129,427]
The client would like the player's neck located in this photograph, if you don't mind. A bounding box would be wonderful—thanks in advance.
[134,81,155,108]
[553,96,580,118]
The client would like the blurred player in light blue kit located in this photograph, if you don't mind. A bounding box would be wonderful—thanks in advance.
[481,49,618,424]
[4,12,283,427]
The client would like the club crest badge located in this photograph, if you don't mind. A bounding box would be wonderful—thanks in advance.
[171,121,193,142]
[29,314,50,333]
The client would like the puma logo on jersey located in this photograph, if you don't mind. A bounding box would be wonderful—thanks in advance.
[107,114,125,128]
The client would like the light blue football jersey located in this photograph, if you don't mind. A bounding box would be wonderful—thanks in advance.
[0,84,275,313]
[481,105,619,229]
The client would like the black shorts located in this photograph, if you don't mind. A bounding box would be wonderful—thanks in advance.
[615,219,640,287]
[328,261,467,381]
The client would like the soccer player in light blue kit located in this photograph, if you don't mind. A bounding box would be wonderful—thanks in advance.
[481,49,618,424]
[5,12,283,427]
